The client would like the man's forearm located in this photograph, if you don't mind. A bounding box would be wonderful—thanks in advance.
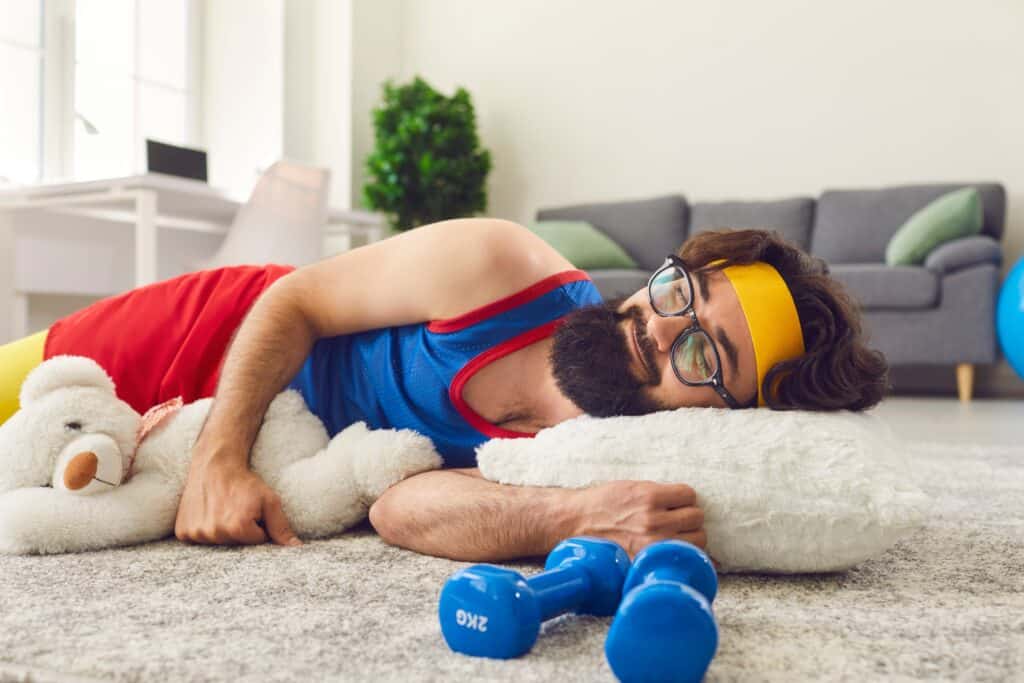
[196,275,318,464]
[369,469,582,562]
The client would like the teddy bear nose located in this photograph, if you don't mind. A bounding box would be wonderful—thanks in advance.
[63,451,99,491]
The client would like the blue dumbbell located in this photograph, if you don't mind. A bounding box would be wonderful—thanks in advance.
[439,537,631,659]
[605,540,719,683]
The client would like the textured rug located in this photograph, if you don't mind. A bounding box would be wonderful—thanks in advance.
[0,440,1021,683]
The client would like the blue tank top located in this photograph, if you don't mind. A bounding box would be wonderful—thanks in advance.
[288,270,603,467]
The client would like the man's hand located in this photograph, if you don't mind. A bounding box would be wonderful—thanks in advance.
[174,453,302,547]
[572,480,706,559]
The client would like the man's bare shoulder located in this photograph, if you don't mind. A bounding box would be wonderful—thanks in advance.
[289,218,578,337]
[418,218,577,321]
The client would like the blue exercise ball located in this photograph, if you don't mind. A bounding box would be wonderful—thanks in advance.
[997,258,1024,379]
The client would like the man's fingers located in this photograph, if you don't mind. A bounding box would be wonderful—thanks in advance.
[174,521,267,545]
[263,495,302,547]
[174,514,208,544]
[667,505,705,532]
[232,519,269,545]
[677,528,708,550]
[179,528,210,545]
[649,483,697,509]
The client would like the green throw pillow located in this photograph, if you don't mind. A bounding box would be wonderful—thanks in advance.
[527,220,638,270]
[885,188,983,266]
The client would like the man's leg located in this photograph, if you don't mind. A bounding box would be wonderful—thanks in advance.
[0,329,48,426]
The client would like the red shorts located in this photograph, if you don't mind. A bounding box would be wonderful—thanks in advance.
[45,265,294,414]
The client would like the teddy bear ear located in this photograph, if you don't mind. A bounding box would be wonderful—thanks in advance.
[19,355,117,406]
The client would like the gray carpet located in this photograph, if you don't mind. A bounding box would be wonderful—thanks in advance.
[1,440,1022,683]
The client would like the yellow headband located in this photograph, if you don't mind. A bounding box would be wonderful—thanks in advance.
[716,261,805,407]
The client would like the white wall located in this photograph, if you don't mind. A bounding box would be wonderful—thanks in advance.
[351,0,403,210]
[202,0,284,197]
[282,0,404,212]
[393,0,1024,270]
[284,0,354,208]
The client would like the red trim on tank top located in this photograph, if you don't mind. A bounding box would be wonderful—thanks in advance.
[449,317,567,439]
[426,270,589,334]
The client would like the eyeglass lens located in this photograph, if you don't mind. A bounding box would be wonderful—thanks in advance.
[673,331,719,383]
[649,265,692,314]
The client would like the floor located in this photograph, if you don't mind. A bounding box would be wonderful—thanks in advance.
[2,398,1020,682]
[869,395,1023,447]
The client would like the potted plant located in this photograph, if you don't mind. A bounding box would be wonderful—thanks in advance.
[363,76,492,231]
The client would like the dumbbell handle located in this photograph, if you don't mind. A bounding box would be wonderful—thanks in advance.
[630,566,700,589]
[527,565,592,621]
[623,542,718,604]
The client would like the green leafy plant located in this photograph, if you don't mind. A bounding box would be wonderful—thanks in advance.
[363,76,492,231]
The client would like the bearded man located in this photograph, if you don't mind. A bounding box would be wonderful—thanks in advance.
[0,219,888,559]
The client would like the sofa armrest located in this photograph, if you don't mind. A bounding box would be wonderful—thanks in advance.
[923,236,1002,275]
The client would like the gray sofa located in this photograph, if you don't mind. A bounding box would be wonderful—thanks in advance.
[536,183,1006,402]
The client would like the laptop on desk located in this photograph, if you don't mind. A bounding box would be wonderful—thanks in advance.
[146,139,208,182]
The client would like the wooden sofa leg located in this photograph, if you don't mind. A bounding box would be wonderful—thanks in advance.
[956,363,974,404]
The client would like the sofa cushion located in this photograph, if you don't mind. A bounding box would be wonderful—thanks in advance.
[885,188,983,266]
[829,264,939,310]
[585,269,651,301]
[923,235,1002,275]
[812,183,1006,264]
[689,197,816,250]
[536,195,688,271]
[527,220,639,270]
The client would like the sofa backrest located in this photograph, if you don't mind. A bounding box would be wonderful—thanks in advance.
[535,194,688,271]
[811,183,1006,264]
[688,197,816,251]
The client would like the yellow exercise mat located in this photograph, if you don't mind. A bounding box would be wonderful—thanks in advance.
[0,329,47,426]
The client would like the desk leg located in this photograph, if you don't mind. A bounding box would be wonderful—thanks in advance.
[0,211,14,343]
[135,189,158,286]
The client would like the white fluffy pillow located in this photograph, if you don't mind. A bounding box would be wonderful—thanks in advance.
[477,408,929,574]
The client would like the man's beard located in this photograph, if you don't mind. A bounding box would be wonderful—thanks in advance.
[550,298,667,417]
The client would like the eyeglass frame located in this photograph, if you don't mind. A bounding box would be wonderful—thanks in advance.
[646,254,743,409]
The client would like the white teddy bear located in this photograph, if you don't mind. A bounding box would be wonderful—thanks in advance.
[0,355,442,555]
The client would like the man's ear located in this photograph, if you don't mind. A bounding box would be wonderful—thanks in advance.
[19,355,117,406]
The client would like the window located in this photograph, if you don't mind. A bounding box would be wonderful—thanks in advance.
[0,0,44,184]
[74,0,198,178]
[0,0,199,184]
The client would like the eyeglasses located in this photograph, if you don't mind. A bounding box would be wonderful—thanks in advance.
[647,255,742,409]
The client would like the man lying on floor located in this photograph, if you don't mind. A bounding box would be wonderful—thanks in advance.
[0,220,888,560]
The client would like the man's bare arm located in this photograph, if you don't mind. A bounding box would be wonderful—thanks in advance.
[175,219,573,546]
[369,469,577,561]
[174,275,319,546]
[195,278,318,464]
[369,468,707,561]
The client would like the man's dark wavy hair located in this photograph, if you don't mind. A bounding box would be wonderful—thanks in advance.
[677,229,889,411]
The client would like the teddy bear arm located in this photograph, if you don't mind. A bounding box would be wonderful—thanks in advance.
[0,470,180,555]
[270,424,442,539]
[271,447,365,538]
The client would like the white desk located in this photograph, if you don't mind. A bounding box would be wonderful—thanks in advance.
[0,173,386,341]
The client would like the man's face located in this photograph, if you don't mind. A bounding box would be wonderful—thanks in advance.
[551,267,759,416]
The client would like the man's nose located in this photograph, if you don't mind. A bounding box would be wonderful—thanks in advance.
[646,312,694,353]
